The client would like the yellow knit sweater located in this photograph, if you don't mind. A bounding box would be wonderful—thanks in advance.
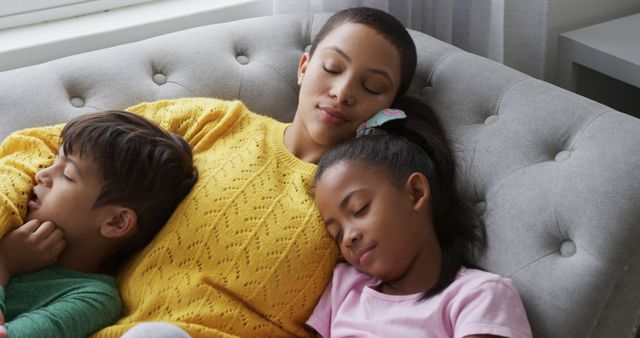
[0,98,339,337]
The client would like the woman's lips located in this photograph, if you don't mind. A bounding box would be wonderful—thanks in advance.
[318,107,347,125]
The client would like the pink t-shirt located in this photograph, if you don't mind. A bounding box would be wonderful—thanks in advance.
[306,263,532,338]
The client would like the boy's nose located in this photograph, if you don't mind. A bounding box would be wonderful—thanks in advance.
[35,167,53,186]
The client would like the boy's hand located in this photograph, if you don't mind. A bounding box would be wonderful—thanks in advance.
[0,219,65,286]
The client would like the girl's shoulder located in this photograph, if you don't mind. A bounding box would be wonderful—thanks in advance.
[445,267,525,311]
[454,267,517,290]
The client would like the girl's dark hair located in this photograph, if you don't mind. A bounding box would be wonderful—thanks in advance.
[61,110,198,262]
[315,96,486,300]
[310,7,417,101]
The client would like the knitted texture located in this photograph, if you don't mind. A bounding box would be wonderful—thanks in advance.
[0,125,61,232]
[89,98,339,337]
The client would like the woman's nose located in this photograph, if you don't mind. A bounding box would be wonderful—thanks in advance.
[331,77,356,106]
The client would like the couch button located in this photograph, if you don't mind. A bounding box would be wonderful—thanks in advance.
[560,240,576,257]
[70,97,85,108]
[484,115,499,125]
[236,55,249,65]
[421,86,432,96]
[153,73,167,85]
[555,150,571,162]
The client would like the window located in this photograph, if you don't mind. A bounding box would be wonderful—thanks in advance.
[0,0,154,29]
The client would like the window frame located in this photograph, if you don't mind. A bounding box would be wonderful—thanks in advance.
[0,0,155,30]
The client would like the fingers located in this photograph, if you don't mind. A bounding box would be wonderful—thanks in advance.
[17,220,66,256]
[19,218,42,233]
[32,220,57,239]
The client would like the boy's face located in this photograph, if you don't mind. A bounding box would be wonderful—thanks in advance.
[26,149,109,244]
[314,161,432,282]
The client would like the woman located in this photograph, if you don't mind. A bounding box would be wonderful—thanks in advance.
[0,7,417,338]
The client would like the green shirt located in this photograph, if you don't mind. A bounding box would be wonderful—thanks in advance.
[0,265,121,338]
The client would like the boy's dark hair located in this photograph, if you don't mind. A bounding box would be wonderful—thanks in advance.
[310,7,417,102]
[61,110,198,260]
[315,96,486,300]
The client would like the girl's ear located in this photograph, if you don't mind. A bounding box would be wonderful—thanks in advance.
[405,172,431,211]
[100,207,137,239]
[297,52,310,85]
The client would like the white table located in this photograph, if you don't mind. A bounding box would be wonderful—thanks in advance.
[557,13,640,90]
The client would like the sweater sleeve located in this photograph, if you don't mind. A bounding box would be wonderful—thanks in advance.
[5,280,121,338]
[0,125,62,237]
[0,97,244,239]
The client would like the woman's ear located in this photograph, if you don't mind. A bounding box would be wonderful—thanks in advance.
[297,52,310,86]
[100,207,138,239]
[405,172,431,211]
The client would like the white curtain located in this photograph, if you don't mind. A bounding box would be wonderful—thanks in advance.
[272,0,549,79]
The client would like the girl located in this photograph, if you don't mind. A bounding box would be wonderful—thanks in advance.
[308,97,533,338]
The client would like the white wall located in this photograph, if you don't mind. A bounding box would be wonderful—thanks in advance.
[546,0,640,83]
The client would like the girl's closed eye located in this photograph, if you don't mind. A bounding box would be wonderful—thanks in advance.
[334,230,343,245]
[363,85,381,95]
[327,225,343,245]
[353,203,369,217]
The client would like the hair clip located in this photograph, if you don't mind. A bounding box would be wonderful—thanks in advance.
[356,108,406,136]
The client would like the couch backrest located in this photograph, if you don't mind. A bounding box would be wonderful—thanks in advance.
[1,13,639,338]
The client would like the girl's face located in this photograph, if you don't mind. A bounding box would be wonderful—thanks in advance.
[294,23,402,151]
[315,161,434,284]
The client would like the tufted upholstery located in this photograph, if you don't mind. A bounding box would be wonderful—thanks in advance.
[1,13,639,338]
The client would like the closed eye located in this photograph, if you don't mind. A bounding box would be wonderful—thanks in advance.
[363,85,380,95]
[334,230,343,245]
[354,203,369,217]
[323,65,339,74]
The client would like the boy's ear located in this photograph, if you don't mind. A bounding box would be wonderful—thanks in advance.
[405,172,431,211]
[297,52,310,86]
[100,207,137,239]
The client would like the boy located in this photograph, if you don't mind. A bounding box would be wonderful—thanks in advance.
[0,111,198,338]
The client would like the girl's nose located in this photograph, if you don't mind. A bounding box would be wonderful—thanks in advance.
[342,227,362,248]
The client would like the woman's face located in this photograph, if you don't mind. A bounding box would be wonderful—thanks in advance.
[295,22,402,150]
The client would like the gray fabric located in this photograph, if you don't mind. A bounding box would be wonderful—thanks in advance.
[0,13,639,338]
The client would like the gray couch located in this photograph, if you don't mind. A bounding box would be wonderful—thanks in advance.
[1,13,639,338]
